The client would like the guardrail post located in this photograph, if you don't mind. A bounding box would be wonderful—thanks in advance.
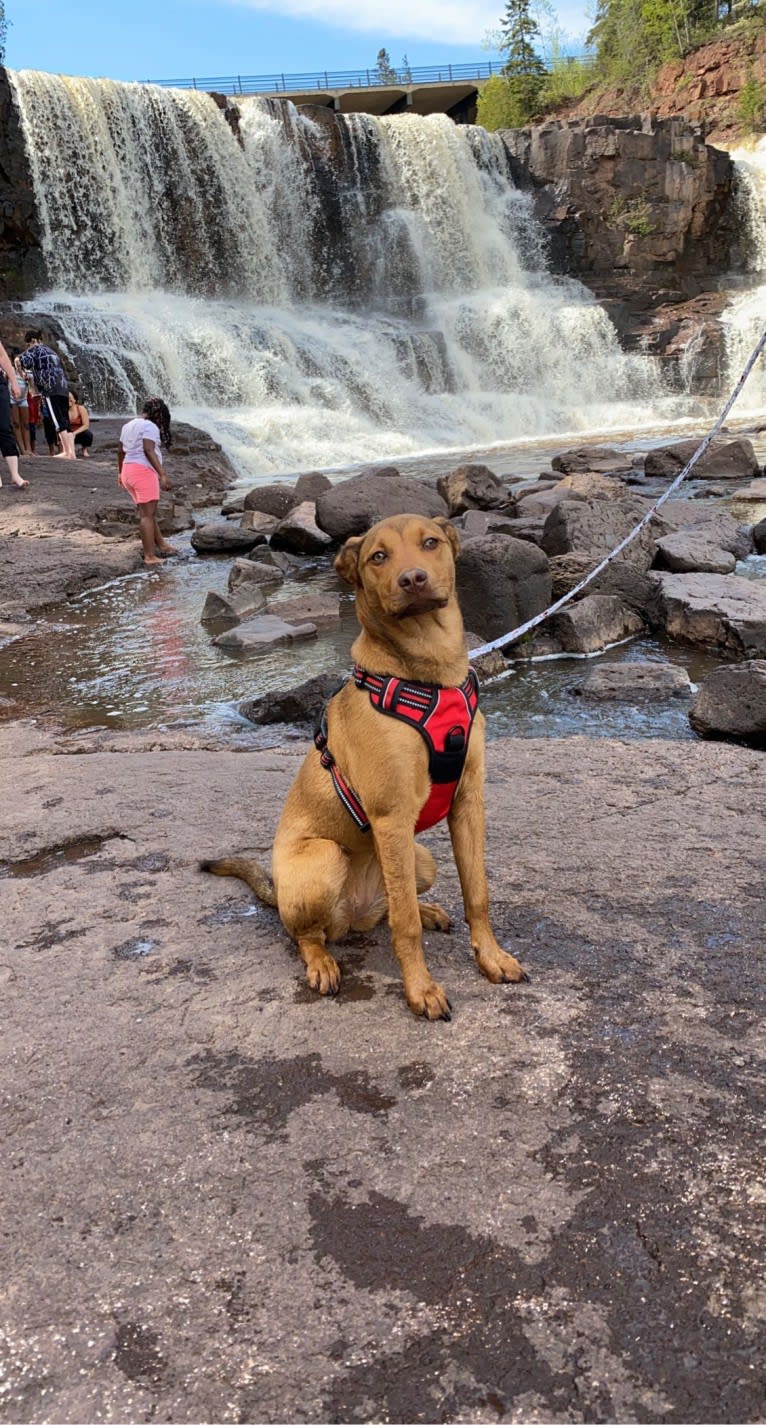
[449,64,452,79]
[281,73,285,90]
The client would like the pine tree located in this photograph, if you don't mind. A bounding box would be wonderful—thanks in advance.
[499,0,547,120]
[375,48,398,84]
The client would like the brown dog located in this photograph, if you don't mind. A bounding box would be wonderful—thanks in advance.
[202,512,527,1019]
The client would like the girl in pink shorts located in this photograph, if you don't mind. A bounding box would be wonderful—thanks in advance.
[118,398,178,566]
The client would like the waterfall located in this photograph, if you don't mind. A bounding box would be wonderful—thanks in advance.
[722,140,766,416]
[9,69,675,480]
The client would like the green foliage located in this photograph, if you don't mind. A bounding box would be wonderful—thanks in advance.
[739,69,766,129]
[608,196,659,234]
[539,46,596,104]
[500,0,547,78]
[476,73,542,128]
[585,0,766,87]
[374,48,397,83]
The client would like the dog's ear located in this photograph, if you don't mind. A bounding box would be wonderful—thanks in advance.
[434,517,460,559]
[335,535,364,586]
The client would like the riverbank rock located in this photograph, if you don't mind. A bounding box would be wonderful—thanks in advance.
[457,509,520,538]
[656,502,753,559]
[241,509,278,536]
[754,518,766,554]
[648,572,766,657]
[315,469,448,540]
[190,521,264,554]
[644,437,759,481]
[436,463,508,515]
[455,535,552,641]
[270,592,341,628]
[295,471,333,501]
[541,494,657,568]
[654,531,736,575]
[730,478,766,502]
[555,472,627,502]
[571,661,692,701]
[548,594,645,654]
[228,558,285,592]
[239,671,346,726]
[243,483,300,518]
[200,588,266,624]
[688,660,766,747]
[552,447,634,477]
[270,501,333,555]
[212,614,318,651]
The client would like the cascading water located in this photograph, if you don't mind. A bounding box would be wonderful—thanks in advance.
[10,69,677,480]
[722,139,766,414]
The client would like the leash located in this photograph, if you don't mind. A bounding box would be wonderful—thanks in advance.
[469,325,766,661]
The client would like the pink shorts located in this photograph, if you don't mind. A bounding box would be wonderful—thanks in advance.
[120,461,160,505]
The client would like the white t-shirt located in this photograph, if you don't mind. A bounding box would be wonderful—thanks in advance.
[120,416,162,469]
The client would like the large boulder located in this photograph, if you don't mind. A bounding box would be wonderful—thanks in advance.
[228,557,284,593]
[239,671,346,726]
[656,502,752,559]
[541,494,658,568]
[644,436,759,482]
[295,471,333,501]
[551,446,635,477]
[648,572,766,657]
[689,661,766,748]
[455,535,552,641]
[270,501,333,555]
[315,469,448,541]
[436,463,508,516]
[190,521,265,554]
[548,594,644,654]
[555,472,628,501]
[243,483,300,518]
[573,661,691,701]
[654,531,736,575]
[212,614,318,652]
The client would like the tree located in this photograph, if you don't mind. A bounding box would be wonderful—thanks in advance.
[401,53,413,82]
[499,0,547,121]
[0,2,7,66]
[375,48,397,84]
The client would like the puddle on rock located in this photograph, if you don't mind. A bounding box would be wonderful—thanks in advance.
[0,833,125,878]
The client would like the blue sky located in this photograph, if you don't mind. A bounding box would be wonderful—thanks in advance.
[5,0,592,84]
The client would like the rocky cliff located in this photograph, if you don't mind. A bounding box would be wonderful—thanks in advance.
[501,114,747,387]
[0,68,44,298]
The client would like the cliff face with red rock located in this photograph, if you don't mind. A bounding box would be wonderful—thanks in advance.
[559,28,766,148]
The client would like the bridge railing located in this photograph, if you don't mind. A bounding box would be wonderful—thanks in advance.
[144,60,506,95]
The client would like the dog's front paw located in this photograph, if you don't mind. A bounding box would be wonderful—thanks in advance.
[305,952,341,996]
[406,976,452,1021]
[474,943,530,985]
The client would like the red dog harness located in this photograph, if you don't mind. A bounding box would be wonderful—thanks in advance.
[314,664,479,834]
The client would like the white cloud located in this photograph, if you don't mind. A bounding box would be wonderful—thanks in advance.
[226,0,507,46]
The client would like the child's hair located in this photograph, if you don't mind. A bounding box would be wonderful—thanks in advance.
[143,397,172,449]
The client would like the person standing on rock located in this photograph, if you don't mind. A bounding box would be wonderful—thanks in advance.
[118,397,178,566]
[0,340,29,489]
[20,331,76,461]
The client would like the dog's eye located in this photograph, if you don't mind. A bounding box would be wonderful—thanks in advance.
[422,537,440,550]
[370,550,387,565]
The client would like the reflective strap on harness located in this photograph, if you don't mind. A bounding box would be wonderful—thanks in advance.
[314,714,371,832]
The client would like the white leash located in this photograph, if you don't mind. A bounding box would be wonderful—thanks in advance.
[470,326,766,660]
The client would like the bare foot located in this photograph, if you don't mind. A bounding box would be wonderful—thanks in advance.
[142,556,163,566]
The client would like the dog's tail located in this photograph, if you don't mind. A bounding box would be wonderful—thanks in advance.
[199,855,278,907]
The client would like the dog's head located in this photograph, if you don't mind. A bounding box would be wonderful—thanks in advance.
[335,513,460,620]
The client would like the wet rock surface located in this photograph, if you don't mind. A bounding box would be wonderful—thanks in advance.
[1,723,763,1422]
[688,658,766,746]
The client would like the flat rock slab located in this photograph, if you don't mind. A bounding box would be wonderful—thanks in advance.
[573,660,692,701]
[549,593,644,654]
[212,613,318,650]
[650,571,766,656]
[689,659,766,746]
[190,520,264,554]
[0,724,763,1423]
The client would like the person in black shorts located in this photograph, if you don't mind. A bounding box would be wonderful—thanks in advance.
[20,331,76,460]
[0,339,28,489]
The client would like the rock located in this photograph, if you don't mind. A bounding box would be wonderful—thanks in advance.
[648,572,766,657]
[212,615,318,651]
[541,494,657,568]
[315,469,448,541]
[654,531,736,575]
[556,472,627,501]
[270,501,333,555]
[549,552,596,599]
[551,446,634,476]
[220,493,246,515]
[691,483,730,499]
[494,515,548,546]
[754,518,766,555]
[270,592,341,627]
[295,471,333,501]
[548,594,645,654]
[241,509,278,536]
[465,634,508,681]
[228,557,285,593]
[509,634,564,660]
[592,561,661,617]
[243,483,300,518]
[200,587,266,623]
[190,521,266,554]
[730,478,766,501]
[248,547,302,574]
[455,535,552,641]
[436,463,508,516]
[572,661,692,701]
[656,502,753,559]
[513,486,573,518]
[239,671,346,725]
[688,660,766,748]
[644,436,759,481]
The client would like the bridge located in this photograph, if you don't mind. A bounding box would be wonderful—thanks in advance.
[147,60,509,123]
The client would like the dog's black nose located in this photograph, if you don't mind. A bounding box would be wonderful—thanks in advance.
[398,567,428,592]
